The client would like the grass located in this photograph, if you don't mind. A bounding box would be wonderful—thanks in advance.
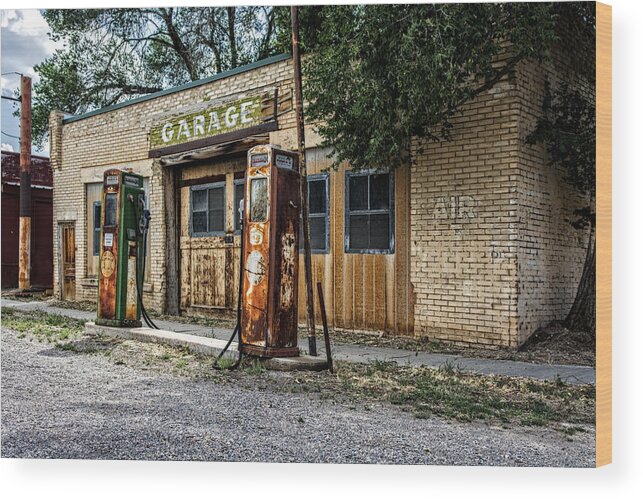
[312,361,595,427]
[2,307,85,343]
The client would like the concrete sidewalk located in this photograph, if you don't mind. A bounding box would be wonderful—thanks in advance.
[1,298,596,385]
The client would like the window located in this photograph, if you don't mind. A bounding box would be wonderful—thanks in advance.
[190,182,225,236]
[104,193,118,227]
[250,177,268,222]
[234,179,244,233]
[300,173,330,253]
[92,202,101,256]
[86,182,103,277]
[345,170,394,253]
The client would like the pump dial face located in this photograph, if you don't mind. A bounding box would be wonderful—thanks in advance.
[100,250,116,278]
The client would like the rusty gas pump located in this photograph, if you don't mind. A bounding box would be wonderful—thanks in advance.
[239,145,301,358]
[96,169,146,327]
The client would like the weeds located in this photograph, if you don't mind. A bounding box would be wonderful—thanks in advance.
[2,307,84,343]
[324,361,595,427]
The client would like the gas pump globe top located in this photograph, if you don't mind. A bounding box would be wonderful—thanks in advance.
[96,169,145,327]
[240,145,301,358]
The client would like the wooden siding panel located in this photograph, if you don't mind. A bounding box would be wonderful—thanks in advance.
[293,149,412,335]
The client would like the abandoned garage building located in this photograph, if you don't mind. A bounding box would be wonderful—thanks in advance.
[49,49,589,349]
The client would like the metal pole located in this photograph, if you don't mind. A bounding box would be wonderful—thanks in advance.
[291,6,317,356]
[18,76,32,291]
[317,282,333,373]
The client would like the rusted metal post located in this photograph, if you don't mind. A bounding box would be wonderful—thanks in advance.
[291,6,317,356]
[18,75,32,291]
[317,282,333,373]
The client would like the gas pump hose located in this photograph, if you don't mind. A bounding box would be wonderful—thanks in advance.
[137,216,160,330]
[212,222,245,371]
[132,197,243,368]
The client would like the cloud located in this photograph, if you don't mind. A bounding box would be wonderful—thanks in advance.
[0,10,64,80]
[1,9,62,157]
[1,142,15,152]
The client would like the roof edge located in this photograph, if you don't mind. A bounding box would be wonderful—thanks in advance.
[62,53,292,125]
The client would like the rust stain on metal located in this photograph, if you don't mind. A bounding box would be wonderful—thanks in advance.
[125,246,137,320]
[279,226,296,310]
[18,217,31,289]
[240,145,301,357]
[98,171,120,320]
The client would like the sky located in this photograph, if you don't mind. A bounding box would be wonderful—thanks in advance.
[1,9,64,156]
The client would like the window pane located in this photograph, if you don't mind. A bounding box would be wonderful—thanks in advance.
[192,211,207,233]
[309,179,326,214]
[208,209,224,232]
[93,230,101,257]
[310,216,326,250]
[369,173,390,210]
[369,214,390,250]
[192,189,207,211]
[349,175,368,211]
[349,214,369,249]
[234,182,245,232]
[104,193,117,227]
[93,203,101,229]
[208,187,224,210]
[250,177,268,222]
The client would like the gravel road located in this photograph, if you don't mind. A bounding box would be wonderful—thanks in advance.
[1,328,595,466]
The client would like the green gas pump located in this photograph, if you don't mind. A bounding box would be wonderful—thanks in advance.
[96,169,145,327]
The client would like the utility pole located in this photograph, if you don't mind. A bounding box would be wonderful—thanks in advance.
[18,75,32,291]
[291,6,317,356]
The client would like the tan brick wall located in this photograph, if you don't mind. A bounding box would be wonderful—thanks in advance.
[410,70,521,348]
[410,42,591,348]
[514,40,593,345]
[51,58,296,312]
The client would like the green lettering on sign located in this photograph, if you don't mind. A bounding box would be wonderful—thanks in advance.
[150,94,264,148]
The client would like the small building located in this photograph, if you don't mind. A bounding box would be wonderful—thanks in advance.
[1,151,54,289]
[49,44,590,348]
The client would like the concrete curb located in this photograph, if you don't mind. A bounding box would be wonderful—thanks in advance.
[85,322,328,372]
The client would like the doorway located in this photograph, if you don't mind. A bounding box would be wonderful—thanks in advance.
[59,222,76,300]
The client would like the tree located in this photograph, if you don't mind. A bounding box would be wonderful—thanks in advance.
[31,7,280,148]
[301,3,596,334]
[300,3,560,170]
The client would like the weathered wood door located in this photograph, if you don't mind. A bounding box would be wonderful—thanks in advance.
[179,157,246,317]
[59,222,76,300]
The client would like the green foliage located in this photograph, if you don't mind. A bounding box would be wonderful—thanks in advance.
[302,3,592,171]
[32,7,281,147]
[526,82,596,226]
[2,307,84,342]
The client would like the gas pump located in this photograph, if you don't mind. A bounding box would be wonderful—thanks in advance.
[96,169,145,327]
[239,145,301,358]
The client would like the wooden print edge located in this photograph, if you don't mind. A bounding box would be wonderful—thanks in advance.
[595,1,612,468]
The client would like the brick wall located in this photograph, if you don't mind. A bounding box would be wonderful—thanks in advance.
[410,68,521,348]
[514,37,593,345]
[410,41,591,348]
